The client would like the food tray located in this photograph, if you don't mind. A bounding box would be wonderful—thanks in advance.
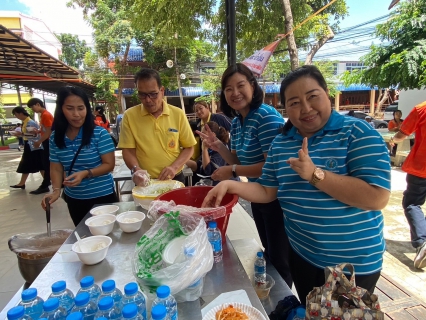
[202,302,266,320]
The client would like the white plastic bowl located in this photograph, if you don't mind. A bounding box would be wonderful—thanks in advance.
[162,236,188,266]
[72,235,112,265]
[85,214,116,235]
[90,205,119,216]
[116,211,145,233]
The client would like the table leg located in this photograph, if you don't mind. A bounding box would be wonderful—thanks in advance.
[115,181,121,199]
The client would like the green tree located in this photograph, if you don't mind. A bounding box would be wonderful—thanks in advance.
[68,0,135,113]
[342,0,426,90]
[83,50,119,120]
[211,0,348,70]
[56,33,90,69]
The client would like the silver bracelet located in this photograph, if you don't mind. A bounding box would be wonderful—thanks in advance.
[52,188,61,192]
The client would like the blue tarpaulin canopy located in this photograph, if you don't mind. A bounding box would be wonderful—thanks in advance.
[116,87,210,97]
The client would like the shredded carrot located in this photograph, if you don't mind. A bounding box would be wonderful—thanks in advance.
[215,304,249,320]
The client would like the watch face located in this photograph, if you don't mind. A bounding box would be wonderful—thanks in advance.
[315,168,325,180]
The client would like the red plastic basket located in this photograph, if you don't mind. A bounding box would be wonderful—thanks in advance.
[156,186,239,243]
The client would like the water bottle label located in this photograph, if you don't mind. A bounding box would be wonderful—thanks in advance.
[255,265,265,273]
[211,239,222,253]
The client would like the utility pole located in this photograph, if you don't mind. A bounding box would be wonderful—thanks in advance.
[225,0,236,67]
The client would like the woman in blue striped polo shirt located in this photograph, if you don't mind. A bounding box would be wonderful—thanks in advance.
[200,63,292,288]
[41,86,117,226]
[202,65,391,304]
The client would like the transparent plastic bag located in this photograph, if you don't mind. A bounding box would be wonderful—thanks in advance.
[132,211,213,302]
[147,200,226,222]
[8,229,73,259]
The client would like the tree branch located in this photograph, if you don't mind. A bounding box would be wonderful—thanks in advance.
[305,26,335,65]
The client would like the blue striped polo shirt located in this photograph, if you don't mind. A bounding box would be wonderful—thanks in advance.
[257,111,391,275]
[230,103,284,182]
[50,126,115,200]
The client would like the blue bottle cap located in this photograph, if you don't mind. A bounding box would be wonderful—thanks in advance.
[74,292,90,306]
[96,318,108,320]
[7,306,25,320]
[296,307,305,317]
[208,221,217,228]
[43,298,60,312]
[101,279,115,293]
[156,285,170,299]
[39,318,48,320]
[80,276,94,288]
[66,312,83,320]
[124,282,138,295]
[98,297,114,311]
[21,288,37,301]
[257,251,263,258]
[151,305,167,320]
[184,246,196,257]
[122,304,138,319]
[51,280,66,293]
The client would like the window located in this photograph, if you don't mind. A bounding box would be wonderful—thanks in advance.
[346,62,365,72]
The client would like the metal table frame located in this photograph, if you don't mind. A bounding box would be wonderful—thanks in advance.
[0,202,293,319]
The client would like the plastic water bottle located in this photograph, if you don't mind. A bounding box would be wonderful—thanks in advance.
[40,298,68,320]
[122,304,143,320]
[207,221,223,263]
[254,251,266,285]
[71,292,98,320]
[7,306,31,320]
[180,247,203,301]
[95,297,121,320]
[292,307,306,320]
[99,280,123,309]
[49,280,75,315]
[66,312,83,320]
[151,286,178,320]
[77,276,101,304]
[122,282,146,320]
[18,288,45,320]
[149,305,167,320]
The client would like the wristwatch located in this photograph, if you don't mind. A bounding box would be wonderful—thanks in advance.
[232,164,238,178]
[131,165,139,175]
[310,167,325,186]
[86,169,93,179]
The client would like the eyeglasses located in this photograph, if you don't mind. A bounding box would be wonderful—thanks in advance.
[138,92,160,100]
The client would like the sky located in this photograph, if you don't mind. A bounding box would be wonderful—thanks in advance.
[1,0,395,61]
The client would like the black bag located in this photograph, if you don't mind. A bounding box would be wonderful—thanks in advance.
[61,144,83,201]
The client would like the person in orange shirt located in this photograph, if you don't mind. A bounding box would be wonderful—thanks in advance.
[94,106,111,132]
[28,98,53,194]
[388,110,403,132]
[390,101,426,269]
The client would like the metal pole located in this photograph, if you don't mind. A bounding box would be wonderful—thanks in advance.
[226,0,236,67]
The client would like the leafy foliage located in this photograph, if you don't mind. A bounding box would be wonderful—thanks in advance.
[55,33,90,69]
[342,0,426,90]
[210,0,348,62]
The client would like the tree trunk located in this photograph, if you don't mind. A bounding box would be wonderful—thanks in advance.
[281,0,299,71]
[175,47,185,114]
[375,89,389,115]
[117,43,130,114]
[305,26,335,65]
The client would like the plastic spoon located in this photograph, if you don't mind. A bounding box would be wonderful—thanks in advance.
[74,231,88,253]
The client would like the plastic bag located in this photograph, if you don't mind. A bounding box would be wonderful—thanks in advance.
[8,229,73,259]
[132,211,213,302]
[147,200,226,222]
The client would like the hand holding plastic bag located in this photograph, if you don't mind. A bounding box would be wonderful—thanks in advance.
[132,169,150,187]
[148,200,226,222]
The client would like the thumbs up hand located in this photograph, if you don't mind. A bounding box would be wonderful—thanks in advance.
[286,137,316,181]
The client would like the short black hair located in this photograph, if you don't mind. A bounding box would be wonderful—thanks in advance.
[220,63,263,118]
[134,68,162,88]
[12,106,30,117]
[279,65,328,135]
[27,98,45,108]
[53,86,95,149]
[95,106,105,113]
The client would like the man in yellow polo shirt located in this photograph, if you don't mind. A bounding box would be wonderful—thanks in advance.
[118,68,196,184]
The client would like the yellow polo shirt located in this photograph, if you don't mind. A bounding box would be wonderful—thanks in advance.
[118,101,196,178]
